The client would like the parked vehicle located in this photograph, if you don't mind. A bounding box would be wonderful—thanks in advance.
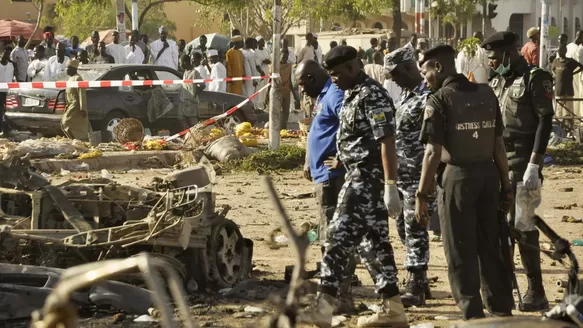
[5,64,257,139]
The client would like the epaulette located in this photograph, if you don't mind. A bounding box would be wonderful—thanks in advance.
[359,85,371,98]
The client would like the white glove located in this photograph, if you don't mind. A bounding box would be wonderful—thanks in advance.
[384,184,402,218]
[522,163,541,190]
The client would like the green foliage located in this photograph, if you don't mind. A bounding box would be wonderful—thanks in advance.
[429,0,479,38]
[548,141,583,165]
[457,37,480,57]
[220,145,306,172]
[50,0,175,38]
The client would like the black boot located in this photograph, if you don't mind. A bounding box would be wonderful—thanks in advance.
[401,270,427,307]
[518,230,549,312]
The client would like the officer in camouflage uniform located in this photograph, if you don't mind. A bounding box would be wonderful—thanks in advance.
[384,46,434,307]
[300,46,406,328]
[482,32,554,312]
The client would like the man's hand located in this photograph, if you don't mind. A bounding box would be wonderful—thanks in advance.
[163,41,169,48]
[303,163,312,181]
[414,197,430,227]
[523,163,541,190]
[499,188,514,213]
[253,81,258,87]
[323,156,342,170]
[384,184,402,218]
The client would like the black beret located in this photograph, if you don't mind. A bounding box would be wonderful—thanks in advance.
[418,44,456,66]
[480,32,517,50]
[323,45,358,69]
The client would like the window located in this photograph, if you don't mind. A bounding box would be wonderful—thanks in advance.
[373,22,384,29]
[577,18,581,32]
[551,17,557,27]
[119,69,153,91]
[155,70,182,92]
[564,17,569,34]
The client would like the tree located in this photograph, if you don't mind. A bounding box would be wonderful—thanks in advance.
[49,0,176,38]
[13,0,45,49]
[391,0,401,46]
[429,0,481,39]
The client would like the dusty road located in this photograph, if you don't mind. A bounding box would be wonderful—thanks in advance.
[12,165,583,327]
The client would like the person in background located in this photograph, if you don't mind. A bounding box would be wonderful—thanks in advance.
[340,39,347,46]
[416,38,428,62]
[405,33,418,51]
[364,51,385,84]
[150,26,179,69]
[456,31,489,84]
[521,27,540,66]
[366,37,379,64]
[552,44,583,129]
[254,36,271,110]
[131,30,147,59]
[197,34,208,55]
[388,32,398,53]
[314,34,322,63]
[282,38,296,64]
[68,36,81,58]
[106,31,125,64]
[208,49,226,92]
[61,59,90,141]
[77,50,89,65]
[357,47,367,66]
[178,54,204,130]
[92,41,115,64]
[140,34,151,64]
[242,37,260,98]
[124,35,145,64]
[11,36,28,82]
[226,29,241,50]
[297,33,316,63]
[28,45,47,81]
[44,42,69,80]
[282,38,300,109]
[178,39,186,59]
[85,31,100,62]
[193,51,210,81]
[567,31,583,117]
[278,51,293,129]
[330,41,338,50]
[0,47,14,135]
[380,39,388,54]
[226,35,245,95]
[40,26,56,59]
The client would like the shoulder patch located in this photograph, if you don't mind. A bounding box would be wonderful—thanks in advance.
[369,108,387,124]
[359,86,371,98]
[424,106,435,120]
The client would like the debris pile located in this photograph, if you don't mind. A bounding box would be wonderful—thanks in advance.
[547,140,583,165]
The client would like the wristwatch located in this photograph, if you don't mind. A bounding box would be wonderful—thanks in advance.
[384,179,397,185]
[415,190,429,200]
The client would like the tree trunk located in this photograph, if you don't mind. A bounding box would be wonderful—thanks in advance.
[392,0,402,46]
[25,0,44,49]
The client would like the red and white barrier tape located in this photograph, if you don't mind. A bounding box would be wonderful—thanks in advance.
[0,74,279,90]
[164,82,271,143]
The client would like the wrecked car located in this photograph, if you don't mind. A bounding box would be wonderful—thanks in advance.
[0,156,253,291]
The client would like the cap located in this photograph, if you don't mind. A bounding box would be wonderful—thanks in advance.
[159,26,167,33]
[256,36,264,41]
[231,35,243,42]
[323,45,358,69]
[419,44,456,66]
[384,46,415,72]
[527,27,540,38]
[313,33,318,38]
[90,30,99,38]
[480,31,518,50]
[67,59,79,69]
[208,49,219,57]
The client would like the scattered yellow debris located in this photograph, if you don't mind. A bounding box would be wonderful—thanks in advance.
[77,149,103,159]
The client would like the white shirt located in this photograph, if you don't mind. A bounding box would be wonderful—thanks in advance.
[195,65,210,80]
[255,47,270,74]
[10,47,28,82]
[364,63,385,84]
[314,45,322,63]
[209,62,226,92]
[0,62,14,91]
[286,47,296,64]
[27,59,47,81]
[455,46,489,84]
[150,39,179,69]
[242,48,259,77]
[106,43,126,64]
[383,78,402,105]
[43,56,69,81]
[124,45,145,64]
[297,44,315,63]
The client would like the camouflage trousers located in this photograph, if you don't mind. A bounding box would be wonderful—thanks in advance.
[320,174,399,298]
[396,182,435,271]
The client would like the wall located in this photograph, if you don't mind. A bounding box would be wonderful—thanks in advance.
[163,1,221,42]
[0,0,56,23]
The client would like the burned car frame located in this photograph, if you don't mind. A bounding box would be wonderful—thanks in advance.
[0,162,252,290]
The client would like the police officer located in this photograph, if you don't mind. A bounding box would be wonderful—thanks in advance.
[300,46,406,328]
[482,31,554,312]
[415,45,514,319]
[297,59,357,313]
[384,46,434,307]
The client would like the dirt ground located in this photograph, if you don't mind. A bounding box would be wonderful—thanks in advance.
[11,165,583,328]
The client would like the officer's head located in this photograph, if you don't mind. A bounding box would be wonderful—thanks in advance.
[295,59,329,98]
[323,46,361,91]
[418,45,456,91]
[384,46,422,90]
[481,31,519,73]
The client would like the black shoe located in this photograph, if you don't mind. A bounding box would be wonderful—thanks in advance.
[401,270,427,307]
[519,277,549,312]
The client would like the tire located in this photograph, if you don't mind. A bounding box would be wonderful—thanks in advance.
[101,110,127,142]
[205,218,248,288]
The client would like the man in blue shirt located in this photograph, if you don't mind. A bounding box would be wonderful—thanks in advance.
[296,59,356,314]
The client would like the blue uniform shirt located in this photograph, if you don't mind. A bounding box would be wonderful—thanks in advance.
[307,78,346,184]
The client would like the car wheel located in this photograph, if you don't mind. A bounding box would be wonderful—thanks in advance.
[101,111,127,142]
[223,110,246,133]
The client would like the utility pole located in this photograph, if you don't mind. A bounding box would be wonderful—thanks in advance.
[540,0,552,68]
[558,0,563,34]
[132,0,139,31]
[116,0,126,42]
[268,0,282,150]
[482,0,487,35]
